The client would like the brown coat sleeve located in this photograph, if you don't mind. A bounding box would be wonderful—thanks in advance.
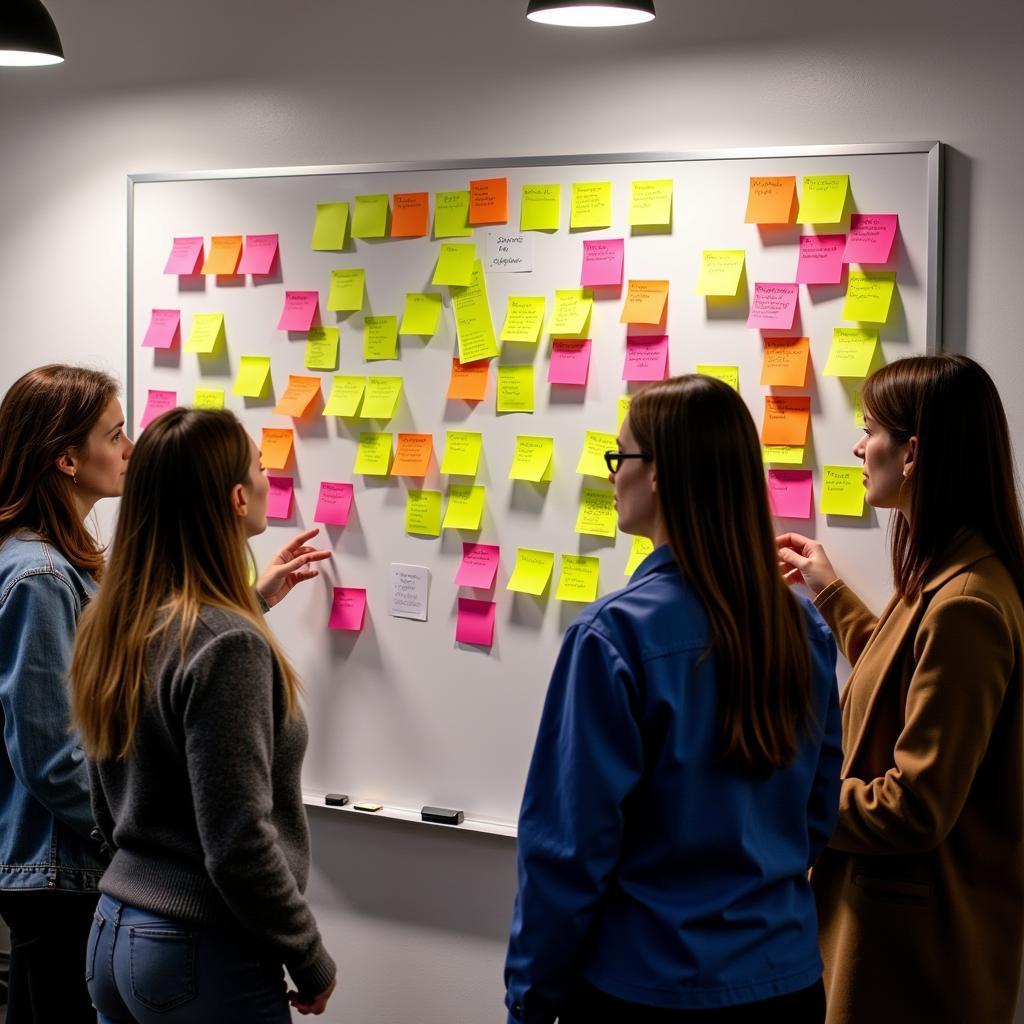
[814,579,879,666]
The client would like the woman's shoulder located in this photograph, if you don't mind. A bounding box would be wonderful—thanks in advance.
[0,532,93,603]
[193,604,269,647]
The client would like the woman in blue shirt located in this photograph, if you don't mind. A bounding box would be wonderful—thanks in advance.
[505,374,843,1023]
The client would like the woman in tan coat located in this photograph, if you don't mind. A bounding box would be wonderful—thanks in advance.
[778,354,1024,1024]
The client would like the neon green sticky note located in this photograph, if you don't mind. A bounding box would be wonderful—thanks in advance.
[434,191,472,238]
[576,430,617,477]
[496,365,534,413]
[400,292,443,336]
[440,431,483,476]
[432,243,477,287]
[821,465,867,516]
[452,260,499,363]
[842,272,896,323]
[696,251,745,296]
[509,435,554,482]
[576,487,617,539]
[507,548,555,595]
[696,364,740,392]
[363,316,398,360]
[853,389,865,428]
[557,554,600,601]
[233,355,271,397]
[328,268,365,312]
[501,296,546,343]
[624,535,655,576]
[185,313,224,354]
[354,432,392,475]
[360,376,403,420]
[824,327,879,377]
[762,445,806,465]
[520,184,561,231]
[617,395,632,429]
[405,490,442,537]
[570,182,612,229]
[323,375,365,417]
[442,484,486,530]
[352,194,389,238]
[305,326,340,370]
[312,202,349,250]
[797,175,849,224]
[193,388,224,410]
[545,289,592,337]
[630,180,673,226]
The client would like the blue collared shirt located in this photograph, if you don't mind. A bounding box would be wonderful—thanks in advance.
[505,546,842,1022]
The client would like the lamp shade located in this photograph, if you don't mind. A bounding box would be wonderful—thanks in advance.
[526,0,655,27]
[0,0,64,66]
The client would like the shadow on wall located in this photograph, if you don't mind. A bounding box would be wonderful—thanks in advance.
[940,146,970,354]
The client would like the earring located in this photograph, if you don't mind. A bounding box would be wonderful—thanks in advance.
[73,474,78,486]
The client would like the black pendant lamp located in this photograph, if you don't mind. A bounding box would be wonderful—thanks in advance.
[527,0,656,27]
[0,0,64,66]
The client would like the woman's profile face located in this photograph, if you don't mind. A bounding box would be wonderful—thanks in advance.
[75,398,133,500]
[611,416,657,537]
[853,413,912,512]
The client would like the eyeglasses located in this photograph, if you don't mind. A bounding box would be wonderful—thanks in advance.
[604,450,653,475]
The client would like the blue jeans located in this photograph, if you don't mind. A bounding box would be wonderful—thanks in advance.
[86,894,291,1023]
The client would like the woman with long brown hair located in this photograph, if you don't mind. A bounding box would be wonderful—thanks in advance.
[505,374,843,1023]
[778,354,1024,1023]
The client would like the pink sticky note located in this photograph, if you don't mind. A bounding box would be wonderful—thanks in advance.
[796,235,845,285]
[277,291,319,331]
[548,339,591,386]
[623,335,669,381]
[454,542,500,589]
[581,238,624,287]
[747,283,799,330]
[456,597,496,647]
[844,214,898,265]
[329,587,367,631]
[767,469,813,519]
[142,309,181,349]
[266,476,294,520]
[314,481,354,525]
[237,233,280,275]
[163,236,204,275]
[139,390,177,430]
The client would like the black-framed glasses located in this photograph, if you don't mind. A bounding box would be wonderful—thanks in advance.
[604,450,652,475]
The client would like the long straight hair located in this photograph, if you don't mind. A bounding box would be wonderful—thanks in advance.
[863,355,1024,601]
[629,375,814,774]
[0,365,117,577]
[71,408,302,761]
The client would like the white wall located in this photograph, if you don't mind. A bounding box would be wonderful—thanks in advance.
[1,1,1022,1020]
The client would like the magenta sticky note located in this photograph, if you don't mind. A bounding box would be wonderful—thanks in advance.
[139,390,177,430]
[454,542,500,589]
[329,587,367,631]
[843,214,898,265]
[767,469,813,519]
[581,238,624,287]
[237,234,280,275]
[142,309,181,349]
[623,335,669,381]
[277,290,319,331]
[314,481,354,526]
[548,339,591,386]
[747,283,799,330]
[163,237,204,275]
[795,234,845,285]
[456,597,496,647]
[266,476,294,520]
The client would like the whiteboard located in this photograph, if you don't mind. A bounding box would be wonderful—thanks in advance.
[128,143,942,832]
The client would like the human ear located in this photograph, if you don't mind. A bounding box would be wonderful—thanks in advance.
[231,482,249,518]
[903,436,918,478]
[55,452,78,479]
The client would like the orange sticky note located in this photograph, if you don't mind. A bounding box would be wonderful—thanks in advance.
[260,428,294,470]
[469,177,508,225]
[447,358,489,401]
[201,235,242,275]
[760,337,811,388]
[762,396,811,446]
[391,433,434,477]
[620,280,669,325]
[744,177,797,224]
[273,375,322,418]
[391,192,429,238]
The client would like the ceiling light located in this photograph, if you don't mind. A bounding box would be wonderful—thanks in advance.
[0,0,64,67]
[526,0,656,27]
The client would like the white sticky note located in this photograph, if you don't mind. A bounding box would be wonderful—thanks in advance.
[389,563,430,621]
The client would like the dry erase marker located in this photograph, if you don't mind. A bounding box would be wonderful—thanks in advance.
[324,793,349,807]
[353,802,383,812]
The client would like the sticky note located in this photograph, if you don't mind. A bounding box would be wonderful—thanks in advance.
[469,177,508,225]
[352,194,389,238]
[391,433,433,477]
[842,271,896,323]
[797,175,849,225]
[314,482,354,526]
[485,231,533,273]
[400,292,443,336]
[747,283,799,331]
[520,184,561,231]
[581,238,624,287]
[576,487,617,538]
[142,309,180,349]
[767,469,813,519]
[696,251,745,297]
[853,389,865,428]
[434,190,472,238]
[441,431,483,476]
[447,358,489,401]
[391,192,429,238]
[796,234,845,285]
[193,388,224,409]
[405,490,443,536]
[844,214,898,264]
[501,296,546,343]
[201,235,242,275]
[312,202,349,250]
[266,476,294,520]
[433,243,477,287]
[260,427,294,470]
[360,376,403,419]
[509,435,554,482]
[821,465,866,516]
[630,179,673,226]
[546,289,593,337]
[744,177,796,224]
[696,364,739,391]
[556,554,600,602]
[329,587,367,631]
[273,375,321,418]
[620,280,669,325]
[354,432,392,475]
[390,563,430,621]
[577,430,617,477]
[277,291,319,332]
[570,182,612,229]
[306,327,340,370]
[549,339,592,386]
[323,375,365,417]
[623,335,668,382]
[233,355,271,397]
[140,390,176,430]
[164,236,204,275]
[327,269,365,312]
[496,365,534,413]
[762,396,811,446]
[451,260,499,363]
[456,598,495,646]
[617,395,632,429]
[455,542,500,588]
[507,548,555,595]
[825,327,879,377]
[762,445,806,465]
[237,233,279,275]
[625,535,655,575]
[186,313,225,354]
[363,316,398,360]
[442,485,486,530]
[760,337,810,388]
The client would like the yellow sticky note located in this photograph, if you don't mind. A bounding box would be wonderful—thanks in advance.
[762,445,806,465]
[842,271,896,323]
[442,484,486,530]
[273,375,321,418]
[452,260,499,363]
[825,327,880,377]
[496,365,534,413]
[821,465,866,516]
[624,535,655,576]
[352,194,389,238]
[201,235,242,276]
[509,435,554,482]
[260,427,294,470]
[630,179,673,227]
[327,269,365,312]
[364,316,398,360]
[400,293,443,336]
[617,395,632,429]
[696,364,740,392]
[576,487,617,539]
[696,250,745,297]
[440,431,483,476]
[360,376,403,420]
[323,375,366,417]
[434,190,473,238]
[354,432,392,475]
[620,280,668,325]
[576,430,617,477]
[797,175,849,225]
[312,202,349,250]
[405,490,442,537]
[185,313,225,354]
[432,243,477,287]
[507,548,555,595]
[557,554,600,601]
[570,182,612,229]
[520,184,561,231]
[305,327,340,370]
[545,289,593,337]
[501,296,546,343]
[853,389,865,428]
[193,388,224,410]
[233,355,271,397]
